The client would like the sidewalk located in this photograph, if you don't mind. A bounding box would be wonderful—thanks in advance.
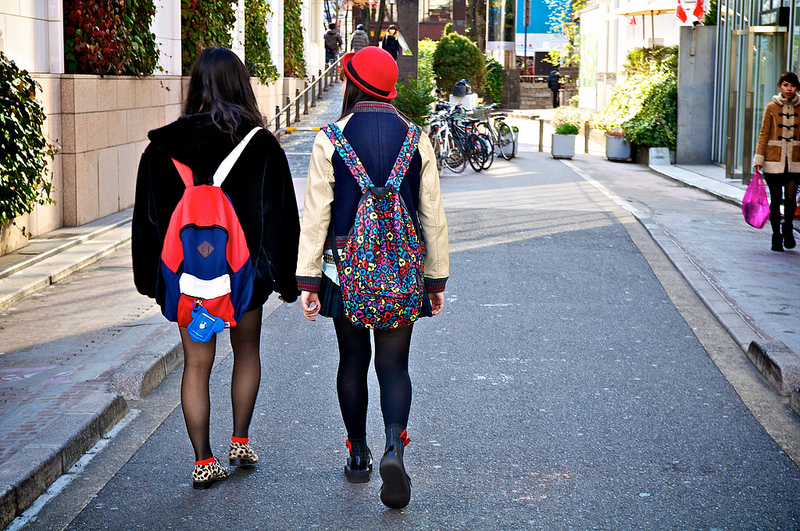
[0,98,793,529]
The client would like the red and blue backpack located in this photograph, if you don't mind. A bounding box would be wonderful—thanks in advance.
[159,127,260,340]
[322,121,425,329]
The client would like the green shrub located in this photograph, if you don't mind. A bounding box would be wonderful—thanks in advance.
[181,0,236,75]
[418,38,437,87]
[623,45,678,77]
[485,57,503,103]
[245,0,279,84]
[555,123,579,135]
[443,23,453,36]
[704,0,717,25]
[0,52,57,229]
[394,76,436,126]
[432,33,486,96]
[622,76,677,149]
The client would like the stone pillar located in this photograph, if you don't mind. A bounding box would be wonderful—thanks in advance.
[397,0,418,82]
[676,26,717,164]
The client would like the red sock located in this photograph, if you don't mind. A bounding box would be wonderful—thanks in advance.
[231,436,249,445]
[195,457,215,466]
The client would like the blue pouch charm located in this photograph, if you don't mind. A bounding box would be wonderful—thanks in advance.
[187,303,225,343]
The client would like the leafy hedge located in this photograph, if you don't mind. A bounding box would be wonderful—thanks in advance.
[592,46,678,149]
[245,0,279,84]
[283,0,306,78]
[64,0,158,76]
[485,57,503,103]
[181,0,236,75]
[622,76,677,149]
[0,52,56,228]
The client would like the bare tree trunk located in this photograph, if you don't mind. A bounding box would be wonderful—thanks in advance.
[467,0,486,51]
[371,0,387,46]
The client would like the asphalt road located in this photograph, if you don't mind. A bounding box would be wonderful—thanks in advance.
[18,127,800,530]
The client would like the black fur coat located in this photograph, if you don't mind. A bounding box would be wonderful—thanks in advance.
[131,114,301,313]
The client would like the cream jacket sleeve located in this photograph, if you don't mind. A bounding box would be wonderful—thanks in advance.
[416,132,449,292]
[296,129,337,292]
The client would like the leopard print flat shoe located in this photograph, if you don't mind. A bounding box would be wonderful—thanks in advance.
[192,457,229,490]
[229,441,259,467]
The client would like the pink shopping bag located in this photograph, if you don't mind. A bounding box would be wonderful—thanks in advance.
[742,171,770,229]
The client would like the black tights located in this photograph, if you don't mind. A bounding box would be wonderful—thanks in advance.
[333,318,413,440]
[765,174,798,234]
[180,307,262,462]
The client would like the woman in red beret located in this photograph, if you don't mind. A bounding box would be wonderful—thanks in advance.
[296,47,449,509]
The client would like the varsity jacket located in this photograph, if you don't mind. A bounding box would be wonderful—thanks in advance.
[132,114,301,313]
[296,102,449,293]
[754,93,800,173]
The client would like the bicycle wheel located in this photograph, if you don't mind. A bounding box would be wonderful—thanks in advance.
[466,134,486,172]
[497,122,516,160]
[478,133,494,170]
[444,135,467,173]
[430,132,444,173]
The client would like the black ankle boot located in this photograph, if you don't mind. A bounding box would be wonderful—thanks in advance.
[784,223,796,249]
[772,233,784,252]
[379,424,411,509]
[344,436,372,483]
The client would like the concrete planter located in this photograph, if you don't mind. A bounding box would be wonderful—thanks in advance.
[605,134,631,161]
[551,133,576,159]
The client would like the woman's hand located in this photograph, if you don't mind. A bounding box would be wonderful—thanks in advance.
[301,291,320,321]
[754,165,762,173]
[428,292,444,316]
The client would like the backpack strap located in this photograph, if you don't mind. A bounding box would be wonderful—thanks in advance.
[172,159,195,188]
[386,124,421,190]
[322,122,421,193]
[170,126,261,189]
[212,126,262,187]
[322,123,373,193]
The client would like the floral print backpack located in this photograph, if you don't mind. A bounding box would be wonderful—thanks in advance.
[322,121,425,329]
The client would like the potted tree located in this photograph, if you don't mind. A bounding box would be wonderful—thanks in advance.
[551,106,585,159]
[604,128,631,162]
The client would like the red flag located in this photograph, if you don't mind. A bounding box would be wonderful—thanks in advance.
[693,0,705,20]
[628,15,637,25]
[676,0,688,22]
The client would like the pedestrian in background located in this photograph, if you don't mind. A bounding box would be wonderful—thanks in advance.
[753,71,799,252]
[131,47,300,489]
[381,24,401,60]
[351,23,369,52]
[548,68,561,108]
[296,47,449,509]
[324,22,342,66]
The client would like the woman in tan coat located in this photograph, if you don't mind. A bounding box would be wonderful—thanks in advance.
[754,71,799,251]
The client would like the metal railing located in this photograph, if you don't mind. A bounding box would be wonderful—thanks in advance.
[267,58,342,135]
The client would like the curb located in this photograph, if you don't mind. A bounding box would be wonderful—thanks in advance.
[746,340,800,397]
[108,330,184,400]
[0,224,132,313]
[0,393,128,529]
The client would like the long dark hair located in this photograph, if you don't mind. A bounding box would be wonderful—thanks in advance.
[184,47,265,141]
[338,77,383,119]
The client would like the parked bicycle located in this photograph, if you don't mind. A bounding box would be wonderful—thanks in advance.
[473,103,516,160]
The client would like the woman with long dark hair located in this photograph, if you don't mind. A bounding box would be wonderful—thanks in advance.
[754,70,799,251]
[132,47,300,489]
[296,47,449,509]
